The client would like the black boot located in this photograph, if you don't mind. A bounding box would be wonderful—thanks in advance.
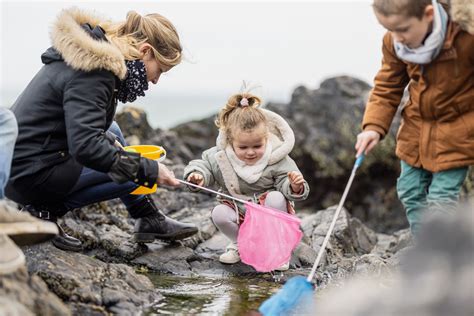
[21,205,83,252]
[130,197,198,243]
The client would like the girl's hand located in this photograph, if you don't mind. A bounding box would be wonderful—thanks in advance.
[187,172,204,186]
[355,130,381,157]
[157,162,179,187]
[288,171,305,193]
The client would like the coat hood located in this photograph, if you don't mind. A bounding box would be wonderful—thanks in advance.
[46,8,127,79]
[216,109,295,165]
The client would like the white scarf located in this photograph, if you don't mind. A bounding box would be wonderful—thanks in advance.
[225,141,272,184]
[394,0,448,64]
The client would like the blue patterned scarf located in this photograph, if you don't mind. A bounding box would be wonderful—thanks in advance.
[117,60,149,103]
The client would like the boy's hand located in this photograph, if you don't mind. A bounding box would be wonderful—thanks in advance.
[288,171,305,193]
[355,130,381,157]
[157,162,179,187]
[187,172,204,186]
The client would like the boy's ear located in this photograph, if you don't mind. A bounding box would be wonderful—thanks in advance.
[423,4,435,21]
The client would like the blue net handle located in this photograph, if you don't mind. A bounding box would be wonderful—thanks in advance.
[307,154,365,282]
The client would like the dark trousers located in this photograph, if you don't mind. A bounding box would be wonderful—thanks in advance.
[63,122,146,213]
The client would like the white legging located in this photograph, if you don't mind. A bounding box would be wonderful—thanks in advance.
[211,191,288,243]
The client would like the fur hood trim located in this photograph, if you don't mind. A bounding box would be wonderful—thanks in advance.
[50,8,127,79]
[216,109,295,165]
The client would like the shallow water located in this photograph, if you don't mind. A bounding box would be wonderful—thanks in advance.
[145,274,285,315]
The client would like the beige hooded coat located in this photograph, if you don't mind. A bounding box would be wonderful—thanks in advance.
[183,109,310,203]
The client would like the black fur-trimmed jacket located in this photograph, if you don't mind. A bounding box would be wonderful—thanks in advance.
[6,9,157,206]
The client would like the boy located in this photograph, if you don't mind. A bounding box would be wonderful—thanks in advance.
[355,0,474,234]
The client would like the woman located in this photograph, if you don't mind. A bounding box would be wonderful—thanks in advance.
[5,8,198,251]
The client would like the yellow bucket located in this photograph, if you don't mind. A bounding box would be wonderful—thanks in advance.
[124,145,166,195]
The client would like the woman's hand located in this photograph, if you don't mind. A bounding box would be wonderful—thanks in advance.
[157,162,179,187]
[187,172,204,186]
[288,171,305,193]
[355,130,381,157]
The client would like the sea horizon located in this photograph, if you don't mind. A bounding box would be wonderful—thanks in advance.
[1,89,290,130]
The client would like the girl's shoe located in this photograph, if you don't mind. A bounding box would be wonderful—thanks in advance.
[219,242,240,264]
[275,262,290,271]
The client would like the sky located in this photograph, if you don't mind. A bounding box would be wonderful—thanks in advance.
[0,0,386,128]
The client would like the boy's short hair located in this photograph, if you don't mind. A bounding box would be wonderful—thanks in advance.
[373,0,433,19]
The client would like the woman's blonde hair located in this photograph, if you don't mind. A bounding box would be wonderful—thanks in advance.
[216,93,267,143]
[102,11,182,68]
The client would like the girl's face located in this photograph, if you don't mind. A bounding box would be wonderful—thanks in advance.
[139,43,170,85]
[374,6,434,49]
[231,123,268,165]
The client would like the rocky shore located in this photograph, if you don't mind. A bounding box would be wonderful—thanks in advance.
[1,76,472,315]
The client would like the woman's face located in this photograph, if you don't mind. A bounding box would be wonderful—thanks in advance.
[139,44,170,85]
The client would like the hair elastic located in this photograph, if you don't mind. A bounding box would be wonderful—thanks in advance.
[240,97,249,107]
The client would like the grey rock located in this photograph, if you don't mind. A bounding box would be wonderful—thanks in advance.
[315,204,474,316]
[23,244,160,315]
[115,106,154,143]
[293,242,317,267]
[132,243,195,275]
[0,266,70,316]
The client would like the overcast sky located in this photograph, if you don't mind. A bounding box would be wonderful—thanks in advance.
[1,0,386,127]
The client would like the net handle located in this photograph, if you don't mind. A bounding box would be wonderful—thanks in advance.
[307,154,364,282]
[177,179,247,204]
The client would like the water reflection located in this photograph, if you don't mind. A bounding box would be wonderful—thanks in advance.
[146,274,282,315]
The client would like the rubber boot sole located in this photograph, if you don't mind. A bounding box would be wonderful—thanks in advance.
[0,222,59,246]
[0,236,26,275]
[133,227,198,243]
[51,236,83,252]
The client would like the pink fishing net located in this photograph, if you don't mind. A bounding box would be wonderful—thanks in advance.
[238,202,303,272]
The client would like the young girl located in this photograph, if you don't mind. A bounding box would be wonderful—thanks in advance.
[184,93,309,271]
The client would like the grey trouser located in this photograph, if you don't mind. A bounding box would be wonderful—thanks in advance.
[211,191,287,242]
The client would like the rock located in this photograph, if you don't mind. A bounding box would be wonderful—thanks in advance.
[6,188,415,314]
[115,106,154,143]
[293,242,317,267]
[294,206,380,276]
[315,203,474,316]
[0,266,70,315]
[171,117,219,159]
[195,232,229,260]
[351,254,391,276]
[348,217,378,254]
[147,129,195,165]
[57,204,147,262]
[23,244,161,315]
[310,207,356,258]
[132,243,195,276]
